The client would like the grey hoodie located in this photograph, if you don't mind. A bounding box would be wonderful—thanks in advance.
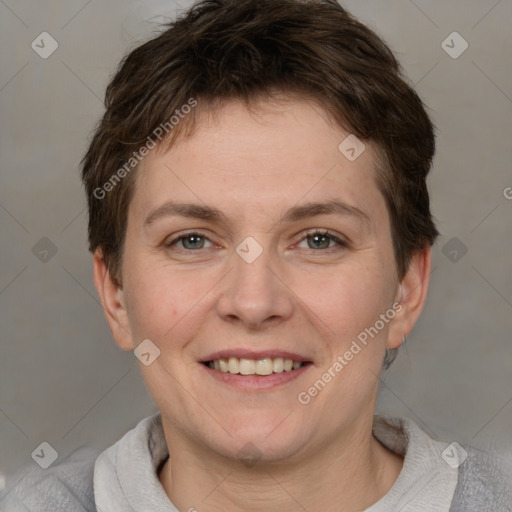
[1,413,511,511]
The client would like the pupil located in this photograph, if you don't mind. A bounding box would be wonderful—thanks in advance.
[185,235,203,249]
[309,234,329,249]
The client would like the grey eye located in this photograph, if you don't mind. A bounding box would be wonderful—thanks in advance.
[304,233,336,250]
[180,234,207,250]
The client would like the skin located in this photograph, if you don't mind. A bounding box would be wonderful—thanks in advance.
[94,96,431,512]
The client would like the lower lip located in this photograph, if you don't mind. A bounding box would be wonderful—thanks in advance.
[201,363,312,391]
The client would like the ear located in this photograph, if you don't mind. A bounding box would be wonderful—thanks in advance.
[93,249,134,351]
[387,247,432,349]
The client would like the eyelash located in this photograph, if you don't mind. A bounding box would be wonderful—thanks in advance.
[165,229,348,253]
[300,229,349,251]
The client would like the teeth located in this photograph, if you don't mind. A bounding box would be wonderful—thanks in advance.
[207,357,304,375]
[228,357,239,374]
[255,358,273,375]
[239,358,256,375]
[273,357,284,373]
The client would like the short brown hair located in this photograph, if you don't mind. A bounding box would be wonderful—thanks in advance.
[82,0,438,288]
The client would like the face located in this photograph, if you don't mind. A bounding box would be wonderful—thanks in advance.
[97,97,426,465]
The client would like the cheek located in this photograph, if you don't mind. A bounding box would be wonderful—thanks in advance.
[293,259,394,345]
[122,256,221,342]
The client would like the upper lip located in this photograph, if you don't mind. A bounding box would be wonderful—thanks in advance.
[200,349,312,363]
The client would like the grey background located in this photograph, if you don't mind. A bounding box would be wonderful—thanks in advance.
[1,0,511,492]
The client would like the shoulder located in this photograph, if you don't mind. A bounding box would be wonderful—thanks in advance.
[449,444,512,512]
[0,446,99,512]
[373,415,512,511]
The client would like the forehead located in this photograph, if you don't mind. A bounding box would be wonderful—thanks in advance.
[130,97,386,226]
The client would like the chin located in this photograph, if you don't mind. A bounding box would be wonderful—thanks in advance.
[213,419,311,465]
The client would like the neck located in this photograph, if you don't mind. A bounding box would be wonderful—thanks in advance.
[158,415,404,512]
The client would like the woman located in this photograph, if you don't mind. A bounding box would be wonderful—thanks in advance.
[4,0,511,510]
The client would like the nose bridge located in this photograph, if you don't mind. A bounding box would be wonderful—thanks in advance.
[217,235,293,327]
[235,241,275,293]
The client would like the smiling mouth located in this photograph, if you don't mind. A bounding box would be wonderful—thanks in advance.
[203,357,311,376]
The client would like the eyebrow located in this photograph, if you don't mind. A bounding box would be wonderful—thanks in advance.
[143,199,370,228]
[280,200,370,225]
[144,202,228,227]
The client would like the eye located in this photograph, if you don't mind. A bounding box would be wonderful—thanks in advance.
[296,230,347,251]
[165,232,213,250]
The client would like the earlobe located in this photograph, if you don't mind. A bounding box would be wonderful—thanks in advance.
[93,249,134,351]
[387,247,432,349]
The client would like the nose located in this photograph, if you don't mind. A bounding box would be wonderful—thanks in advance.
[215,242,294,330]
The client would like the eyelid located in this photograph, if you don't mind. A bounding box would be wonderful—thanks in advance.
[165,228,349,252]
[164,230,215,249]
[295,228,349,249]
